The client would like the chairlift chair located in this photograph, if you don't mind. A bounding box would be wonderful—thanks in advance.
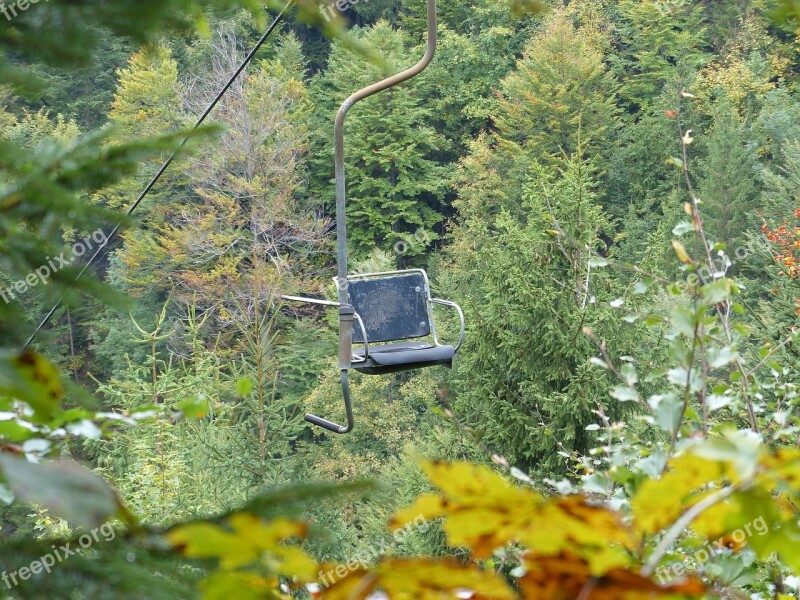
[283,0,464,434]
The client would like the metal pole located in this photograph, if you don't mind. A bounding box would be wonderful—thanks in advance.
[333,0,437,303]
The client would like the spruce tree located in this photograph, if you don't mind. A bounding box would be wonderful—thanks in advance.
[447,149,626,476]
[697,101,760,248]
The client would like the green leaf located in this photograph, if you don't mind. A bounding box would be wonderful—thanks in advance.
[588,256,609,268]
[620,363,638,386]
[0,455,118,529]
[644,368,668,383]
[0,420,35,443]
[666,156,685,169]
[0,351,62,424]
[177,396,210,419]
[702,279,734,305]
[644,315,665,326]
[708,394,733,411]
[670,305,696,338]
[672,222,693,236]
[236,378,254,397]
[668,367,702,392]
[648,394,683,433]
[767,360,783,374]
[634,279,655,295]
[708,346,738,369]
[669,338,690,368]
[0,483,13,505]
[610,386,640,403]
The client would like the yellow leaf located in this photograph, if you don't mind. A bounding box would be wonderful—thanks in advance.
[229,514,308,549]
[167,523,258,569]
[200,571,277,600]
[391,461,542,558]
[632,455,736,536]
[394,462,635,572]
[322,558,516,600]
[169,514,316,576]
[420,460,525,502]
[391,493,447,526]
[516,496,635,575]
[672,240,693,265]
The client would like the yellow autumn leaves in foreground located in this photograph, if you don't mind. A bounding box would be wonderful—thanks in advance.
[167,439,800,599]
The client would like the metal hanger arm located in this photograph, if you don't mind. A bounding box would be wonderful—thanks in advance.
[333,0,437,302]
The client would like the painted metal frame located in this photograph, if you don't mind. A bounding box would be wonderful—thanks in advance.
[283,0,444,435]
[340,269,465,353]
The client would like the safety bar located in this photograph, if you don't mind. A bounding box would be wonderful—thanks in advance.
[281,295,340,307]
[431,298,466,352]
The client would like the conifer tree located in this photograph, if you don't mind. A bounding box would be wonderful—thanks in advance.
[112,32,324,335]
[447,148,625,475]
[492,13,619,169]
[609,0,709,114]
[697,101,760,248]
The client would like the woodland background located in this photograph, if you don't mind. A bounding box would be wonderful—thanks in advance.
[4,0,800,598]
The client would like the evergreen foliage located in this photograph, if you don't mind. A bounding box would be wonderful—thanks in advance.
[7,0,800,597]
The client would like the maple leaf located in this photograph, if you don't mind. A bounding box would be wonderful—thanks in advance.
[519,553,705,599]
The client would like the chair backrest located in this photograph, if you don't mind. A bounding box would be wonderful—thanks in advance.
[344,271,431,343]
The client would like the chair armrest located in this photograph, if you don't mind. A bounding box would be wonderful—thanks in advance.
[281,295,341,307]
[281,295,370,362]
[431,298,465,352]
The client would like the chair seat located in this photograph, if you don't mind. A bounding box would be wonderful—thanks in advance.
[353,342,456,375]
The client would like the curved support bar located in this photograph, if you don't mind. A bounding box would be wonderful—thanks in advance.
[304,371,354,434]
[334,0,437,300]
[431,298,466,353]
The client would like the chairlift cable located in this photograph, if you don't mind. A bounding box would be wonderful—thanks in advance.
[21,0,295,351]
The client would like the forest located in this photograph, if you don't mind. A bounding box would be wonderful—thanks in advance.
[4,0,800,597]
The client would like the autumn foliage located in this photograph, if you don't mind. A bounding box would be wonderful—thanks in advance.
[762,209,800,279]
